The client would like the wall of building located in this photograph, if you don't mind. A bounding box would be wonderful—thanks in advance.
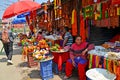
[89,26,120,45]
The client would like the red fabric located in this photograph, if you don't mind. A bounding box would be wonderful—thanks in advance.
[72,10,77,36]
[92,55,96,68]
[94,0,101,3]
[52,52,70,71]
[88,0,94,5]
[71,42,88,51]
[2,1,41,19]
[80,16,86,42]
[112,0,120,5]
[65,60,88,80]
[65,61,74,77]
[78,62,87,80]
[102,1,109,19]
[70,42,94,60]
[110,34,120,42]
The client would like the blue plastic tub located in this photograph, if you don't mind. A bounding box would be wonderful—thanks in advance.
[40,60,53,80]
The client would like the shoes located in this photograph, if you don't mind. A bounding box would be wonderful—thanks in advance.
[64,75,72,80]
[7,60,13,65]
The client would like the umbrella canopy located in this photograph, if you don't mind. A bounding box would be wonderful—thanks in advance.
[12,17,26,24]
[2,1,41,19]
[17,12,30,18]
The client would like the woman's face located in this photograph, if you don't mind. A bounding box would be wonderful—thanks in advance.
[75,37,82,45]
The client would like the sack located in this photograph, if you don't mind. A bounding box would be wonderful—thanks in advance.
[2,30,10,43]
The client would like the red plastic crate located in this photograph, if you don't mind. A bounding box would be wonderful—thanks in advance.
[27,53,38,68]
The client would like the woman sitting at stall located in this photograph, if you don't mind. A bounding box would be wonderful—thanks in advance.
[64,36,94,80]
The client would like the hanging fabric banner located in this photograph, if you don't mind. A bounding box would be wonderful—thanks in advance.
[94,3,102,20]
[112,0,120,5]
[83,5,93,19]
[71,9,77,36]
[80,15,86,42]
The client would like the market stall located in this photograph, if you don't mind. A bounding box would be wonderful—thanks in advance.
[88,42,120,80]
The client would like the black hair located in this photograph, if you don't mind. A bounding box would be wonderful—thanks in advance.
[64,27,69,32]
[38,31,42,34]
[75,35,82,40]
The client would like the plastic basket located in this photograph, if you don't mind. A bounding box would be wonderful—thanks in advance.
[40,60,53,80]
[27,53,38,68]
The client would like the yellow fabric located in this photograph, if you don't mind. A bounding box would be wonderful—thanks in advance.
[71,9,75,24]
[117,7,120,15]
[95,56,100,68]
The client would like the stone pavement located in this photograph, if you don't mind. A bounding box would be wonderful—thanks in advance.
[0,41,78,80]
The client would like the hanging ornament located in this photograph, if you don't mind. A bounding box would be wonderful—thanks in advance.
[58,0,62,18]
[112,0,120,5]
[117,6,120,15]
[94,3,102,20]
[54,0,57,19]
[44,3,48,22]
[83,5,94,19]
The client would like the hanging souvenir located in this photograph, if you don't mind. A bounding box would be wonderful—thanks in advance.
[88,0,94,5]
[93,0,101,3]
[89,54,93,69]
[117,6,120,15]
[83,5,93,19]
[80,15,86,42]
[102,1,109,19]
[82,0,86,7]
[58,0,62,18]
[44,3,48,22]
[94,3,102,20]
[104,18,110,28]
[96,20,101,27]
[110,16,119,28]
[54,0,57,18]
[108,5,117,17]
[112,0,120,5]
[100,19,104,27]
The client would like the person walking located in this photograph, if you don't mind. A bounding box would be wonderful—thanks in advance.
[1,26,14,65]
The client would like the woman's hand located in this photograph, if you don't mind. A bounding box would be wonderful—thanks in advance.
[72,59,76,67]
[82,49,88,56]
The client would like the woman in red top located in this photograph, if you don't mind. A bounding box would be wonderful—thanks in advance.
[64,36,94,80]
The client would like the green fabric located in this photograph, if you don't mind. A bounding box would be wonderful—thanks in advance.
[89,54,93,69]
[83,5,93,19]
[106,58,108,70]
[105,11,108,18]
